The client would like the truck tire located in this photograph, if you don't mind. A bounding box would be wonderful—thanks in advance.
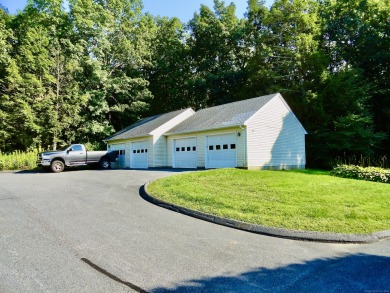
[99,158,110,169]
[51,160,65,173]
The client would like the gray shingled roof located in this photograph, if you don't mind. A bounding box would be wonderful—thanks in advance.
[166,93,278,135]
[105,108,191,141]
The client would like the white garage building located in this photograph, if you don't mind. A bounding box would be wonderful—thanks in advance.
[104,108,194,168]
[105,93,307,170]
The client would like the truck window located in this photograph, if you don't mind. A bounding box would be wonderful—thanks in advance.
[59,145,71,151]
[72,145,83,151]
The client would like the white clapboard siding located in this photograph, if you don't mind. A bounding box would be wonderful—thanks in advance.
[150,108,195,167]
[107,108,194,168]
[245,94,307,169]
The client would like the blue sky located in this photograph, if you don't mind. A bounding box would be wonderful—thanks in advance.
[0,0,273,22]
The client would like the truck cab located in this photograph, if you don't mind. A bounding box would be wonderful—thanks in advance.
[64,144,88,165]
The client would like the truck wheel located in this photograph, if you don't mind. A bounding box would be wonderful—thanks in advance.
[51,160,65,173]
[99,158,110,169]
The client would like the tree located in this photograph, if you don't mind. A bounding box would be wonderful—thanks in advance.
[252,0,326,114]
[0,8,15,151]
[5,0,86,150]
[245,0,387,167]
[0,0,388,168]
[321,0,390,154]
[147,16,190,114]
[186,0,249,109]
[70,0,155,142]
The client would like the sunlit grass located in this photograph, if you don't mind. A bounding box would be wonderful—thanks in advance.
[147,169,390,234]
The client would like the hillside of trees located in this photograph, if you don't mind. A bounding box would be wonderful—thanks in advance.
[0,0,388,167]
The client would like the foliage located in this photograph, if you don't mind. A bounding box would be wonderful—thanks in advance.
[70,0,154,139]
[84,141,106,151]
[0,0,388,168]
[0,150,37,171]
[330,165,390,184]
[333,154,389,169]
[147,16,190,114]
[148,169,390,234]
[185,1,250,108]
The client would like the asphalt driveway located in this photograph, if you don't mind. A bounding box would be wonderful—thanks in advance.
[0,169,389,292]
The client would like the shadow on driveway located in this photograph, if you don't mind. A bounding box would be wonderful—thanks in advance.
[13,167,198,174]
[150,253,390,292]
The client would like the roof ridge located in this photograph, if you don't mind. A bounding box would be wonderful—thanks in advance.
[104,108,191,141]
[196,93,278,112]
[165,93,278,135]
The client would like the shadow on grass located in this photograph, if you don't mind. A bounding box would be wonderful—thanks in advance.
[150,253,390,292]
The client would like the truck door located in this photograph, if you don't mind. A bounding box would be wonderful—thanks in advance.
[67,144,87,165]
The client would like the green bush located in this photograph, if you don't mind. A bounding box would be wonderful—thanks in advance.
[0,150,38,171]
[331,164,390,184]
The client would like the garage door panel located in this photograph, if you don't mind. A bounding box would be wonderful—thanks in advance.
[174,138,197,169]
[206,133,236,169]
[131,141,148,169]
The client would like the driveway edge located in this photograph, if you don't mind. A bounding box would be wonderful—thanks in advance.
[141,183,390,243]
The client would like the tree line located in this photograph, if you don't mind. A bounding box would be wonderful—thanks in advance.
[0,0,388,167]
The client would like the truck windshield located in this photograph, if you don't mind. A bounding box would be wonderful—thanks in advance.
[59,145,71,151]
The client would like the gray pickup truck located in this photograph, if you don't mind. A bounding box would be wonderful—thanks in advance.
[36,144,117,173]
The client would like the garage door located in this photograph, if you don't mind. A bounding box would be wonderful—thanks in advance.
[109,143,125,168]
[130,141,148,169]
[174,137,197,168]
[206,133,236,168]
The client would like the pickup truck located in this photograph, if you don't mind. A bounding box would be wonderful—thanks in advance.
[36,144,118,173]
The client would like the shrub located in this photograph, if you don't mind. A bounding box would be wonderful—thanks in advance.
[331,164,390,184]
[0,150,38,171]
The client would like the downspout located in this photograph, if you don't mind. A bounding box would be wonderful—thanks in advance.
[239,124,246,168]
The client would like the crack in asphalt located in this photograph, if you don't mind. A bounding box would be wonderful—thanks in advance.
[80,258,148,293]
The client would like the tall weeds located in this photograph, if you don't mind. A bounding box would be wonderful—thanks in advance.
[0,150,38,171]
[333,154,389,168]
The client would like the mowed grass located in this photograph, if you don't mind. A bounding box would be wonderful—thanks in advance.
[147,169,390,234]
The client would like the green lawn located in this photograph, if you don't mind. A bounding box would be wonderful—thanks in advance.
[147,169,390,234]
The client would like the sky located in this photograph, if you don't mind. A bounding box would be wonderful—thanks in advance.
[0,0,274,22]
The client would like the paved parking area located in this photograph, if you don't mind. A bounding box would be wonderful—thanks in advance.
[0,169,389,292]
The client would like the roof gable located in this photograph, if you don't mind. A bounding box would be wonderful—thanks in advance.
[244,93,307,134]
[165,93,278,135]
[105,108,192,141]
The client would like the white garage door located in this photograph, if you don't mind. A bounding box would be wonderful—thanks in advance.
[109,143,125,168]
[130,141,148,169]
[174,137,197,168]
[206,133,237,169]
